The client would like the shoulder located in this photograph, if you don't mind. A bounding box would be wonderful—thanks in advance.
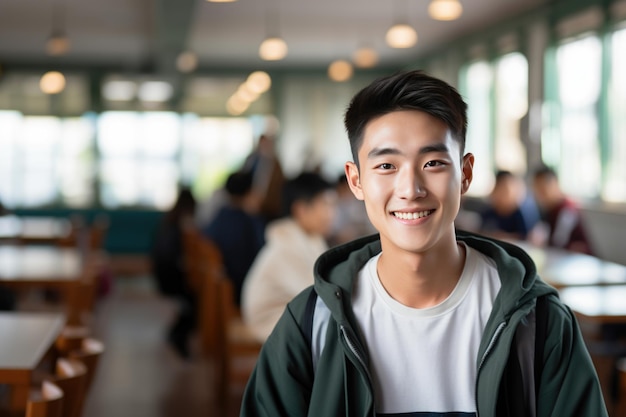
[540,293,581,346]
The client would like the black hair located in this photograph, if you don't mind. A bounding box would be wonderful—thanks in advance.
[168,187,196,222]
[495,170,515,182]
[281,172,334,217]
[344,69,467,166]
[533,165,558,181]
[225,171,254,197]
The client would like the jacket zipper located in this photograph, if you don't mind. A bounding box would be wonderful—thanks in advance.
[474,320,507,417]
[340,324,371,380]
[340,323,378,417]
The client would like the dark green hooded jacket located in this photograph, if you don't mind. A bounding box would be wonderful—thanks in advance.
[240,231,608,417]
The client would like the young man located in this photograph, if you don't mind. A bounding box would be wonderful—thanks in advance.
[241,171,337,342]
[240,70,608,416]
[480,170,541,241]
[532,165,594,255]
[203,170,266,307]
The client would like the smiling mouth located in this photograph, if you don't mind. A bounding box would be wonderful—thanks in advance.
[393,210,434,220]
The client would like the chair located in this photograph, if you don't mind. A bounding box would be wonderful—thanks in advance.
[26,381,64,417]
[57,214,109,252]
[52,358,88,417]
[195,237,224,358]
[88,214,110,251]
[181,226,224,358]
[617,358,626,417]
[68,337,105,393]
[181,222,207,293]
[215,273,263,411]
[55,325,90,356]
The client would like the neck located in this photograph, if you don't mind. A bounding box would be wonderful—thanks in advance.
[377,236,466,309]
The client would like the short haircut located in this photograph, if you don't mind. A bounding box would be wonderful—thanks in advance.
[281,172,333,217]
[495,170,515,182]
[225,171,254,197]
[344,70,468,166]
[533,165,558,181]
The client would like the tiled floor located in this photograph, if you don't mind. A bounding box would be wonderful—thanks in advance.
[82,275,241,417]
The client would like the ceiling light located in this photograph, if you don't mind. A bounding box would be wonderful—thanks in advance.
[176,51,199,73]
[235,84,260,103]
[246,71,272,94]
[328,60,353,82]
[259,37,287,61]
[386,24,418,48]
[40,71,66,94]
[428,0,463,21]
[352,47,379,68]
[46,33,70,56]
[226,95,249,116]
[46,0,70,56]
[259,4,287,61]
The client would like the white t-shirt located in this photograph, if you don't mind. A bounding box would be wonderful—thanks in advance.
[352,243,501,415]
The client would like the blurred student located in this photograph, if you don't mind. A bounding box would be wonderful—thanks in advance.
[328,173,377,246]
[243,133,286,222]
[532,165,594,254]
[241,171,337,342]
[202,170,266,307]
[149,187,196,359]
[480,170,540,241]
[195,133,284,228]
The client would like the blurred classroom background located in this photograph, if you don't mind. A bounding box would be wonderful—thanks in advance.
[2,0,626,415]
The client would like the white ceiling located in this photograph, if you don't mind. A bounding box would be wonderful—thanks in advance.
[0,0,551,75]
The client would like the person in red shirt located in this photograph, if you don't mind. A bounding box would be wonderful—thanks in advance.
[532,165,594,254]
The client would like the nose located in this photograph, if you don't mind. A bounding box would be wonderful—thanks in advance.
[396,168,427,200]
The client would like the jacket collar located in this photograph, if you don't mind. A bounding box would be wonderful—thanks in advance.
[313,230,556,325]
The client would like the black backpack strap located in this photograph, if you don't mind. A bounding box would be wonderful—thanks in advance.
[534,294,549,401]
[302,289,318,348]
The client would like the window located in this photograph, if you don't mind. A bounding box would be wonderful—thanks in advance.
[0,111,94,208]
[606,26,626,202]
[461,60,494,196]
[546,35,602,200]
[0,110,258,210]
[494,52,528,174]
[180,115,255,199]
[97,111,182,209]
[460,52,529,196]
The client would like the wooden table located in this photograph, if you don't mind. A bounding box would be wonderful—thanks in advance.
[559,285,626,324]
[0,312,66,411]
[0,215,71,244]
[0,245,83,285]
[513,241,626,289]
[0,245,91,324]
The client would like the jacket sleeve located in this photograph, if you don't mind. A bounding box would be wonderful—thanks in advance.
[240,294,315,417]
[537,299,609,417]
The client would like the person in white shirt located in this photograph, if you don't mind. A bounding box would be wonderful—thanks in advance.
[242,171,337,342]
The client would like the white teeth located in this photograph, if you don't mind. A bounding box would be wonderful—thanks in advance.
[393,210,432,220]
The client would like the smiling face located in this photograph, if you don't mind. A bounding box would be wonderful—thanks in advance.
[345,110,474,256]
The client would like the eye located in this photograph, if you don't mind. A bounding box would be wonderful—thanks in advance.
[424,160,445,168]
[377,163,395,170]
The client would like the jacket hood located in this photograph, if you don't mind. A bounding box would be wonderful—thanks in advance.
[313,230,557,327]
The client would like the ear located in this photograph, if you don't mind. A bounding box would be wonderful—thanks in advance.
[291,199,307,221]
[345,161,364,201]
[460,153,474,195]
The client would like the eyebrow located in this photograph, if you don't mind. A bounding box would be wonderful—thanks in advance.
[367,142,450,159]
